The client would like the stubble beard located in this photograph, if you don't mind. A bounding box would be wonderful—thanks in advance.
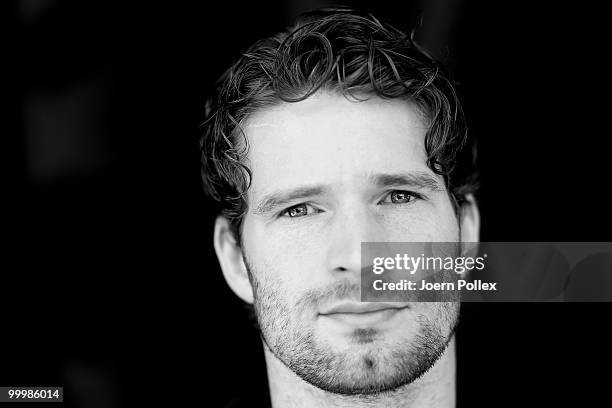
[243,255,460,396]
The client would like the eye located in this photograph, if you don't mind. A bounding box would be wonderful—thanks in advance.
[380,190,421,205]
[280,203,316,218]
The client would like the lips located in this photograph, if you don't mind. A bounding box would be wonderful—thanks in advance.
[320,302,409,315]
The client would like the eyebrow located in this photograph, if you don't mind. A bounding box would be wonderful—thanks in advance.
[368,171,445,192]
[253,185,328,215]
[252,171,444,216]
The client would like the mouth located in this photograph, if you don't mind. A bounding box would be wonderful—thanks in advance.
[321,302,409,315]
[319,302,409,325]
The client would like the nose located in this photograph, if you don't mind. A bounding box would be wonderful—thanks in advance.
[325,205,384,276]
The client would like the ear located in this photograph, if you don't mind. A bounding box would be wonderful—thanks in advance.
[213,216,254,304]
[459,193,480,243]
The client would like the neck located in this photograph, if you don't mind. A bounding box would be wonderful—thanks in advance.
[264,337,456,408]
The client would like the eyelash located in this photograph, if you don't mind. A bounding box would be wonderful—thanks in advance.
[279,190,423,219]
[280,203,320,219]
[378,190,423,205]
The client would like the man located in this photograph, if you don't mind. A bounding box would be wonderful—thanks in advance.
[200,8,479,408]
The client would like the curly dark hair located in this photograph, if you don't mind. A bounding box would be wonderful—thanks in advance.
[200,8,478,241]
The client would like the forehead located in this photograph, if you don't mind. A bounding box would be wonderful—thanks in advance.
[242,93,433,196]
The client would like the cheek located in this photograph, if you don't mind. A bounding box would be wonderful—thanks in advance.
[244,221,326,297]
[379,207,459,242]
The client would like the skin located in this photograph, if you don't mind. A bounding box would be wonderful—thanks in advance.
[214,92,480,407]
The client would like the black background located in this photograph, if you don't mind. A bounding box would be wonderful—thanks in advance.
[6,0,611,407]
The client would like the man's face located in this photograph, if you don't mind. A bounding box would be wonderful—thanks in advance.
[239,93,461,395]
